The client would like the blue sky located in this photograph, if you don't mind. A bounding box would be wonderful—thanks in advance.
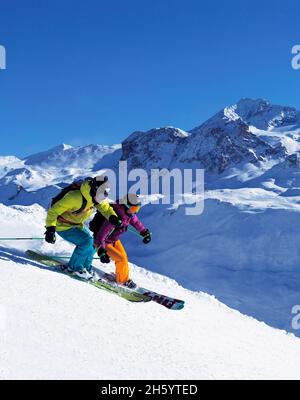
[0,0,300,157]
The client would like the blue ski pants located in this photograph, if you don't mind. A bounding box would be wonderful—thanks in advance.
[57,227,96,272]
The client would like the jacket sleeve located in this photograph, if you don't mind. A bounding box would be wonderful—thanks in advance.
[46,192,79,228]
[94,220,115,249]
[95,199,117,220]
[130,214,146,234]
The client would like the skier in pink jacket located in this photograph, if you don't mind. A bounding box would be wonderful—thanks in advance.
[90,194,151,288]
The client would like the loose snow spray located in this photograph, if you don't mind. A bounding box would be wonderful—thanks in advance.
[104,161,205,216]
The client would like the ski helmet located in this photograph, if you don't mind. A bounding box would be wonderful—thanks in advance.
[120,193,142,214]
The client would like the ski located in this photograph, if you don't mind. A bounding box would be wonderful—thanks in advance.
[25,250,151,304]
[95,270,185,310]
[136,288,185,310]
[26,250,185,310]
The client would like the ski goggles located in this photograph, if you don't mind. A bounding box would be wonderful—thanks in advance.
[126,204,141,214]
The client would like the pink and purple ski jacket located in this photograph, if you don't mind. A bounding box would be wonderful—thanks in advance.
[94,202,146,249]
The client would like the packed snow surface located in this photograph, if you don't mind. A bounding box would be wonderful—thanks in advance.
[0,204,300,379]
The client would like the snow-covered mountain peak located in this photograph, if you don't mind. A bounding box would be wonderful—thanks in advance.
[0,156,23,180]
[61,143,73,150]
[23,143,74,166]
[125,126,189,142]
[229,98,300,130]
[223,105,241,122]
[222,99,272,124]
[23,143,120,170]
[163,126,189,138]
[119,102,290,175]
[0,143,121,193]
[122,126,189,169]
[0,155,21,164]
[179,119,285,174]
[192,98,300,134]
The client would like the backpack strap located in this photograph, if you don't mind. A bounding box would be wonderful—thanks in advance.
[72,178,94,214]
[51,179,92,215]
[72,195,88,215]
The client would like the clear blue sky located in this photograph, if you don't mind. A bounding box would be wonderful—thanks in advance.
[0,0,300,157]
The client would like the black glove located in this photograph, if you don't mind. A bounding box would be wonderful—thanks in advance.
[45,226,56,244]
[109,215,122,227]
[141,229,151,244]
[97,247,110,263]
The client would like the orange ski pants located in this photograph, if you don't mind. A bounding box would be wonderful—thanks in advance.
[106,240,129,283]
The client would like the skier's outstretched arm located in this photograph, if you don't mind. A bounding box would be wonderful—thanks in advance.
[130,214,151,244]
[129,214,146,234]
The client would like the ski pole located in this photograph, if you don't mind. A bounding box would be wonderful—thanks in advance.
[44,255,101,260]
[127,226,143,237]
[127,226,152,238]
[0,237,45,241]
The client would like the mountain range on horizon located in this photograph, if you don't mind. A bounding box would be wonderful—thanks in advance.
[1,96,300,210]
[2,97,300,189]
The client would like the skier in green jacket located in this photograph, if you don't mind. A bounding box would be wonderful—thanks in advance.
[45,176,121,280]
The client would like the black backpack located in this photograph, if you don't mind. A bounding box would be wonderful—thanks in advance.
[51,178,92,215]
[89,204,121,235]
[89,210,106,233]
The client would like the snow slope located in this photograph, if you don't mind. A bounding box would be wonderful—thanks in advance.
[0,204,300,379]
[121,196,300,335]
[1,246,300,379]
